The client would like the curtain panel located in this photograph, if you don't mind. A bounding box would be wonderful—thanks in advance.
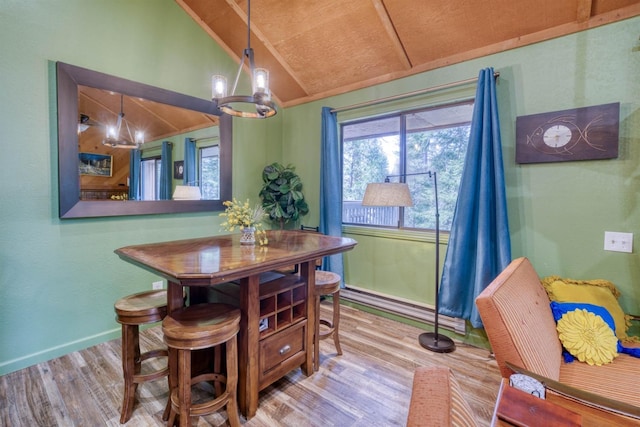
[320,107,345,285]
[439,67,511,328]
[183,137,196,185]
[160,141,172,200]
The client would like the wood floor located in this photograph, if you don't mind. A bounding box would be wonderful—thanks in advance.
[0,303,501,426]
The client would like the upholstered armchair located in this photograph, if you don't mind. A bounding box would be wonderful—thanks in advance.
[476,257,640,423]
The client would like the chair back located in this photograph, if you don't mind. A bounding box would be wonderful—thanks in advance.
[300,225,322,269]
[476,257,563,380]
[274,225,322,274]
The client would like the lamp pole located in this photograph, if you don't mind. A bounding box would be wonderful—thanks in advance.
[382,171,455,353]
[418,172,455,352]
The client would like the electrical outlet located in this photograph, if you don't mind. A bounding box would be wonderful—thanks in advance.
[604,231,633,253]
[152,280,164,290]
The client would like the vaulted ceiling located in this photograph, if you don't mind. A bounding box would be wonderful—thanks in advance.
[177,0,640,108]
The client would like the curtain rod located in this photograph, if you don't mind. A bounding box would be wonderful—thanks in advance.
[191,136,218,142]
[331,71,499,114]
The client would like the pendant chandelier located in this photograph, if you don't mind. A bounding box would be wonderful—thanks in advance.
[211,0,277,119]
[102,95,145,149]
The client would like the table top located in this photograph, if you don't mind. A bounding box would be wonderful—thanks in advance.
[115,230,357,286]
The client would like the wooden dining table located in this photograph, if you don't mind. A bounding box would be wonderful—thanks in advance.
[115,230,357,419]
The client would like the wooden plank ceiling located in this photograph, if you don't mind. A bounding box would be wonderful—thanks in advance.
[177,0,640,108]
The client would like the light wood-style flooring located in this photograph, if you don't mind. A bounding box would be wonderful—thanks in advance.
[0,303,501,426]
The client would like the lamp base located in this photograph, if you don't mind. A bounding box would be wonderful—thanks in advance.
[418,332,455,353]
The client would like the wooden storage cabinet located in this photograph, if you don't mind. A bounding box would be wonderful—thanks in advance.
[256,274,307,390]
[208,274,308,390]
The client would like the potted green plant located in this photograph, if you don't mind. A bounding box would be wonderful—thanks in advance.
[259,162,309,229]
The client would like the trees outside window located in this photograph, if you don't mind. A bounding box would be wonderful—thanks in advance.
[342,101,473,232]
[199,145,219,200]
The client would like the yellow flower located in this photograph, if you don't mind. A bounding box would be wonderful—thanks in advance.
[219,198,268,245]
[556,308,618,366]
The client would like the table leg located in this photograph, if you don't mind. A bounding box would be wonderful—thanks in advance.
[167,281,185,313]
[300,261,315,376]
[238,274,260,419]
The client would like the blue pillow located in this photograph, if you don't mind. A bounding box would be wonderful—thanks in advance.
[550,301,640,362]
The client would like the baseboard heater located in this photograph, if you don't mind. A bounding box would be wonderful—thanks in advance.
[341,285,466,335]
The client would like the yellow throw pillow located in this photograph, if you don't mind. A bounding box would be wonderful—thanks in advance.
[556,308,618,366]
[542,276,632,342]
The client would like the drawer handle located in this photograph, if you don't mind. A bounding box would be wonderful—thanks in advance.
[279,344,291,355]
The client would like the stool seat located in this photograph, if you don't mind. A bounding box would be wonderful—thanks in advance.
[162,303,241,349]
[115,289,170,424]
[314,270,341,294]
[313,270,343,371]
[115,289,168,324]
[163,303,241,427]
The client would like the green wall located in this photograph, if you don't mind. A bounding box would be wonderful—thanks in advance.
[1,0,638,374]
[282,16,640,324]
[0,0,271,375]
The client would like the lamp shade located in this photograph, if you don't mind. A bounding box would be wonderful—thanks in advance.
[362,182,413,207]
[173,185,201,200]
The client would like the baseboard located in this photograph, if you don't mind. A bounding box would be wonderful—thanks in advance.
[341,285,466,334]
[0,328,121,375]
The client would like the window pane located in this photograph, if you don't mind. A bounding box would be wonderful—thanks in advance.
[342,116,400,226]
[405,104,472,230]
[140,158,161,201]
[341,101,473,231]
[200,145,220,200]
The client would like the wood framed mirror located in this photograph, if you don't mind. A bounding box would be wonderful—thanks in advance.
[56,61,232,218]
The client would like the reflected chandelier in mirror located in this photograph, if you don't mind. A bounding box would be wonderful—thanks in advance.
[56,62,232,218]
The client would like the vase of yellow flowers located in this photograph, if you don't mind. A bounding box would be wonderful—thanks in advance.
[219,198,268,245]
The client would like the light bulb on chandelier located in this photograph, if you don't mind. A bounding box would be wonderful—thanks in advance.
[211,0,277,119]
[102,95,145,149]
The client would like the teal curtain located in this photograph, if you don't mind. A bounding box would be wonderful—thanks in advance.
[160,141,172,200]
[439,68,511,328]
[319,107,344,286]
[128,149,141,200]
[184,137,196,185]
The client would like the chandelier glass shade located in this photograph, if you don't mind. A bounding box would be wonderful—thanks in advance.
[102,95,144,149]
[211,0,277,119]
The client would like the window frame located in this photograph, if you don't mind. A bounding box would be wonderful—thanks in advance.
[340,99,474,234]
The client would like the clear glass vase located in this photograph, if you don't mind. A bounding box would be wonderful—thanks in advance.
[240,227,256,245]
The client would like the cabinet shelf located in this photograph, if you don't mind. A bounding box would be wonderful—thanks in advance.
[206,271,310,394]
[258,274,307,340]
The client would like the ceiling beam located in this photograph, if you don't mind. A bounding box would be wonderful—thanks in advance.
[224,0,311,96]
[281,2,640,108]
[373,0,412,69]
[576,0,593,23]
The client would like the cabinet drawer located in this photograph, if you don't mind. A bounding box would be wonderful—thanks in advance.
[259,321,306,383]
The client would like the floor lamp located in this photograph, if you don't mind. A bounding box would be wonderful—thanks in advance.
[362,172,455,353]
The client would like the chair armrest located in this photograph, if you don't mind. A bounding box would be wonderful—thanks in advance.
[506,362,640,422]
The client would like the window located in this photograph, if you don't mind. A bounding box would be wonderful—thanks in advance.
[199,145,220,200]
[140,156,161,201]
[342,101,473,231]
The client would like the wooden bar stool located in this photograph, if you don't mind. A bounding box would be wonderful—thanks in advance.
[314,270,343,371]
[162,303,241,427]
[114,289,170,424]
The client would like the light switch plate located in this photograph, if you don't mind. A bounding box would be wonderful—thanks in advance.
[152,280,164,290]
[604,231,633,253]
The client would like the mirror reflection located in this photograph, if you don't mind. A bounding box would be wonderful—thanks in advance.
[77,85,220,201]
[57,62,232,218]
